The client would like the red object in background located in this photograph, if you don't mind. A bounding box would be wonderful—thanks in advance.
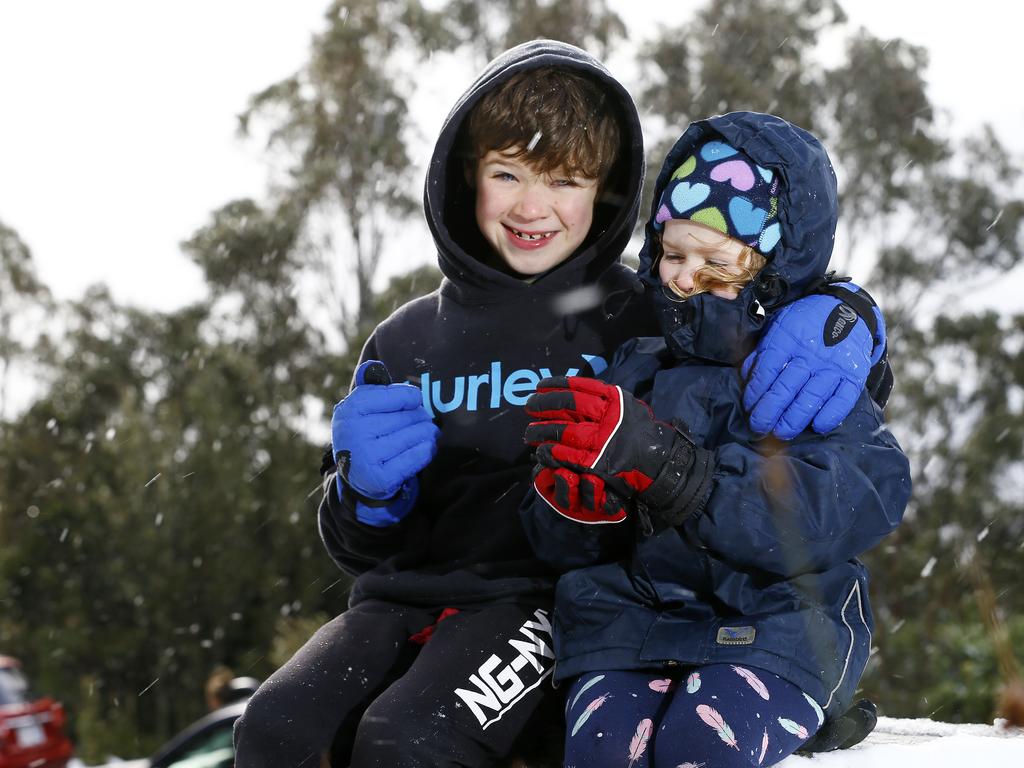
[0,656,74,768]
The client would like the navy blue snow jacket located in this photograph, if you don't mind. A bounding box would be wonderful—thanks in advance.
[520,113,911,720]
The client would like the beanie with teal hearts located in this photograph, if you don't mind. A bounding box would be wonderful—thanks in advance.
[654,139,782,256]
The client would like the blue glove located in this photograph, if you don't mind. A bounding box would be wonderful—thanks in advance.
[332,360,440,527]
[742,283,886,439]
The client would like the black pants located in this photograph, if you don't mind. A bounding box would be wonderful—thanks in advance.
[233,600,556,767]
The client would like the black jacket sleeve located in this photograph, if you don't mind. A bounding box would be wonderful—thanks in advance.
[317,466,413,576]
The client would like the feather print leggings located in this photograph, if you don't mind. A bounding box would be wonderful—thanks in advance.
[563,665,822,768]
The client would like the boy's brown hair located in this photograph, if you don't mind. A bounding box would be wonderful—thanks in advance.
[465,67,621,184]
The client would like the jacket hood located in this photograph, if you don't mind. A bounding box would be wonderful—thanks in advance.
[638,112,838,363]
[423,39,645,302]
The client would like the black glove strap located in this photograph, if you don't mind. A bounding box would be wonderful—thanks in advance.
[816,281,879,341]
[811,275,894,409]
[642,428,716,528]
[333,450,404,507]
[320,445,337,476]
[758,271,880,348]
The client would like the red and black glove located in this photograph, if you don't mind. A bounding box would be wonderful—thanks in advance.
[525,376,715,529]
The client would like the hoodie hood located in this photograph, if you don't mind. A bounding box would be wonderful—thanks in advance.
[423,39,645,302]
[638,112,838,364]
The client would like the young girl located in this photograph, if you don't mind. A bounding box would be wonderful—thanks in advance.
[521,112,910,768]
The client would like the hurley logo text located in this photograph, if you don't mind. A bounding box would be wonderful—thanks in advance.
[420,354,606,417]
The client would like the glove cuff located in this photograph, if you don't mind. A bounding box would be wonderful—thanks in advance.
[338,475,419,526]
[815,281,883,354]
[335,448,406,502]
[355,492,417,527]
[641,429,715,527]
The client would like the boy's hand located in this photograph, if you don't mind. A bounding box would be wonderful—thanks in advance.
[532,465,629,524]
[742,284,886,440]
[332,361,439,525]
[525,377,713,528]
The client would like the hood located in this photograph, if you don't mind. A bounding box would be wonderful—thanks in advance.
[638,112,838,363]
[423,39,645,302]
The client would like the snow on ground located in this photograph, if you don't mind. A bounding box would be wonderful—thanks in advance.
[66,717,1024,767]
[780,717,1024,767]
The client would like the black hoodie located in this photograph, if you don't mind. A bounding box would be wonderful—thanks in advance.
[318,40,657,609]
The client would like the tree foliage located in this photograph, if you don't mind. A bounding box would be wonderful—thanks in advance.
[0,219,51,419]
[439,0,626,62]
[824,31,947,234]
[236,0,425,347]
[0,285,344,758]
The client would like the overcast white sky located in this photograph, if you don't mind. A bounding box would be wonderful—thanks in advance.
[0,1,1022,315]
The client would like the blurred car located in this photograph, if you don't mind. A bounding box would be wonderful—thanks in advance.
[0,655,74,768]
[89,677,258,768]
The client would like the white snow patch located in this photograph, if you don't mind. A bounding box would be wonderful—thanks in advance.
[779,717,1024,767]
[67,717,1024,767]
[920,556,938,578]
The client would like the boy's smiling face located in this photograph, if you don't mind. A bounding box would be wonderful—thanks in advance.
[474,148,599,278]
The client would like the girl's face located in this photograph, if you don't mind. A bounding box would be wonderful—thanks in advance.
[658,219,751,300]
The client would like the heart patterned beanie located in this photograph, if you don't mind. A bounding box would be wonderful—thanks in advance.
[654,139,781,256]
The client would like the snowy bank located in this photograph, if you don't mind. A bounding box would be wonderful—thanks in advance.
[780,717,1024,767]
[68,717,1024,767]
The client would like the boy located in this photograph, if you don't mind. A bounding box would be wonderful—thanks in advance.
[521,114,909,768]
[235,42,884,767]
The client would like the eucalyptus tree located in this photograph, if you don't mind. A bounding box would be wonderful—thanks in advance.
[634,0,845,220]
[0,277,342,759]
[439,0,626,62]
[823,30,947,267]
[862,126,1024,722]
[235,0,428,349]
[0,219,51,420]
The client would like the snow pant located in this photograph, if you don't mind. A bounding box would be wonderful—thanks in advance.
[562,665,823,768]
[233,599,556,768]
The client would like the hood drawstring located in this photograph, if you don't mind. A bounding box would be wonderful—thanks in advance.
[562,313,580,340]
[560,272,644,340]
[805,270,852,296]
[602,273,646,320]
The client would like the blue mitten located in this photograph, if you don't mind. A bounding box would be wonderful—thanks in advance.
[332,360,439,526]
[742,283,886,439]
